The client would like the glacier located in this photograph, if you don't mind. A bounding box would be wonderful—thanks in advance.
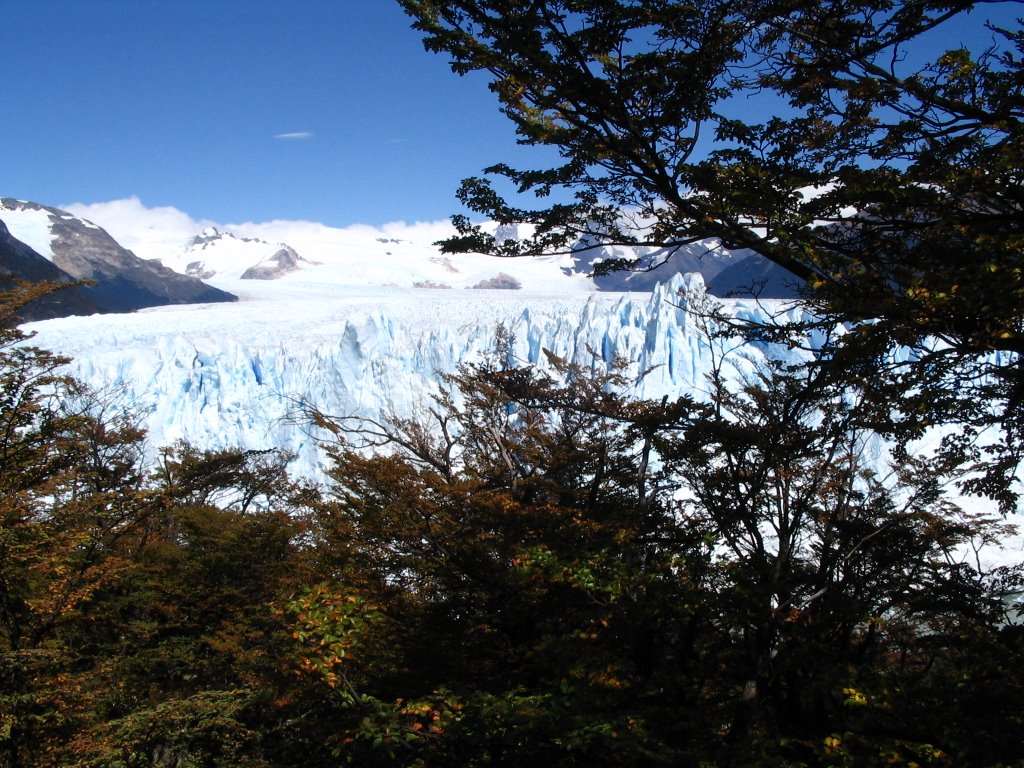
[17,217,1021,567]
[22,271,801,479]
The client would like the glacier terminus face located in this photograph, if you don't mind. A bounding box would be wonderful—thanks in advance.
[22,271,806,480]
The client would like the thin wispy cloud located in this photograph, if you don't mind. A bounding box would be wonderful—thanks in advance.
[274,131,313,140]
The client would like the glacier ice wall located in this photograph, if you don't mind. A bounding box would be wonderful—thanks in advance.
[24,273,807,478]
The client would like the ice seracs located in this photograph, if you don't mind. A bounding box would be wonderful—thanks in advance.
[22,269,804,480]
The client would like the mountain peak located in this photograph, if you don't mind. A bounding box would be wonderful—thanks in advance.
[173,227,308,281]
[0,198,236,317]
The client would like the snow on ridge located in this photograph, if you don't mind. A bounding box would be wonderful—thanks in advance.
[0,203,57,259]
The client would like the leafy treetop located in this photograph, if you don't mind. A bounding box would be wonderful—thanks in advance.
[399,0,1024,501]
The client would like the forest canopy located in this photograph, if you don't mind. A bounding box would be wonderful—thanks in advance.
[2,1,1024,766]
[399,0,1024,504]
[2,280,1022,766]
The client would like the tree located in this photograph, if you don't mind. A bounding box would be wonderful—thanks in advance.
[307,328,1023,766]
[46,444,318,768]
[398,0,1024,500]
[306,347,712,765]
[0,286,322,767]
[0,286,151,768]
[663,307,1023,764]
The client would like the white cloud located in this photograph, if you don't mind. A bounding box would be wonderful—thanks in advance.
[228,217,455,243]
[61,197,215,262]
[273,131,313,140]
[59,198,458,265]
[226,217,458,263]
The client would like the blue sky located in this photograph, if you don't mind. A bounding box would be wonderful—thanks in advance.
[2,0,531,227]
[3,1,1018,229]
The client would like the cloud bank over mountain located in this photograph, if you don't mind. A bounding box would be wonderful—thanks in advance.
[62,197,463,264]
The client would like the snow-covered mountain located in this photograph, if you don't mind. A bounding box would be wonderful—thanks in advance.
[0,199,236,317]
[166,227,314,281]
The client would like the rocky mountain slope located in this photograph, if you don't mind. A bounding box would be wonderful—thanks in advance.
[0,199,235,318]
[0,219,101,321]
[570,235,803,297]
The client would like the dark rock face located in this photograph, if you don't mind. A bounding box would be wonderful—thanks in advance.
[189,226,259,249]
[471,272,522,289]
[706,254,803,299]
[240,246,303,280]
[0,199,236,315]
[185,261,216,280]
[0,219,102,321]
[0,218,74,284]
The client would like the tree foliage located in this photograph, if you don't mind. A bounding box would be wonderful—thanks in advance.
[0,276,1021,765]
[7,0,1024,755]
[398,0,1024,499]
[304,329,1023,766]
